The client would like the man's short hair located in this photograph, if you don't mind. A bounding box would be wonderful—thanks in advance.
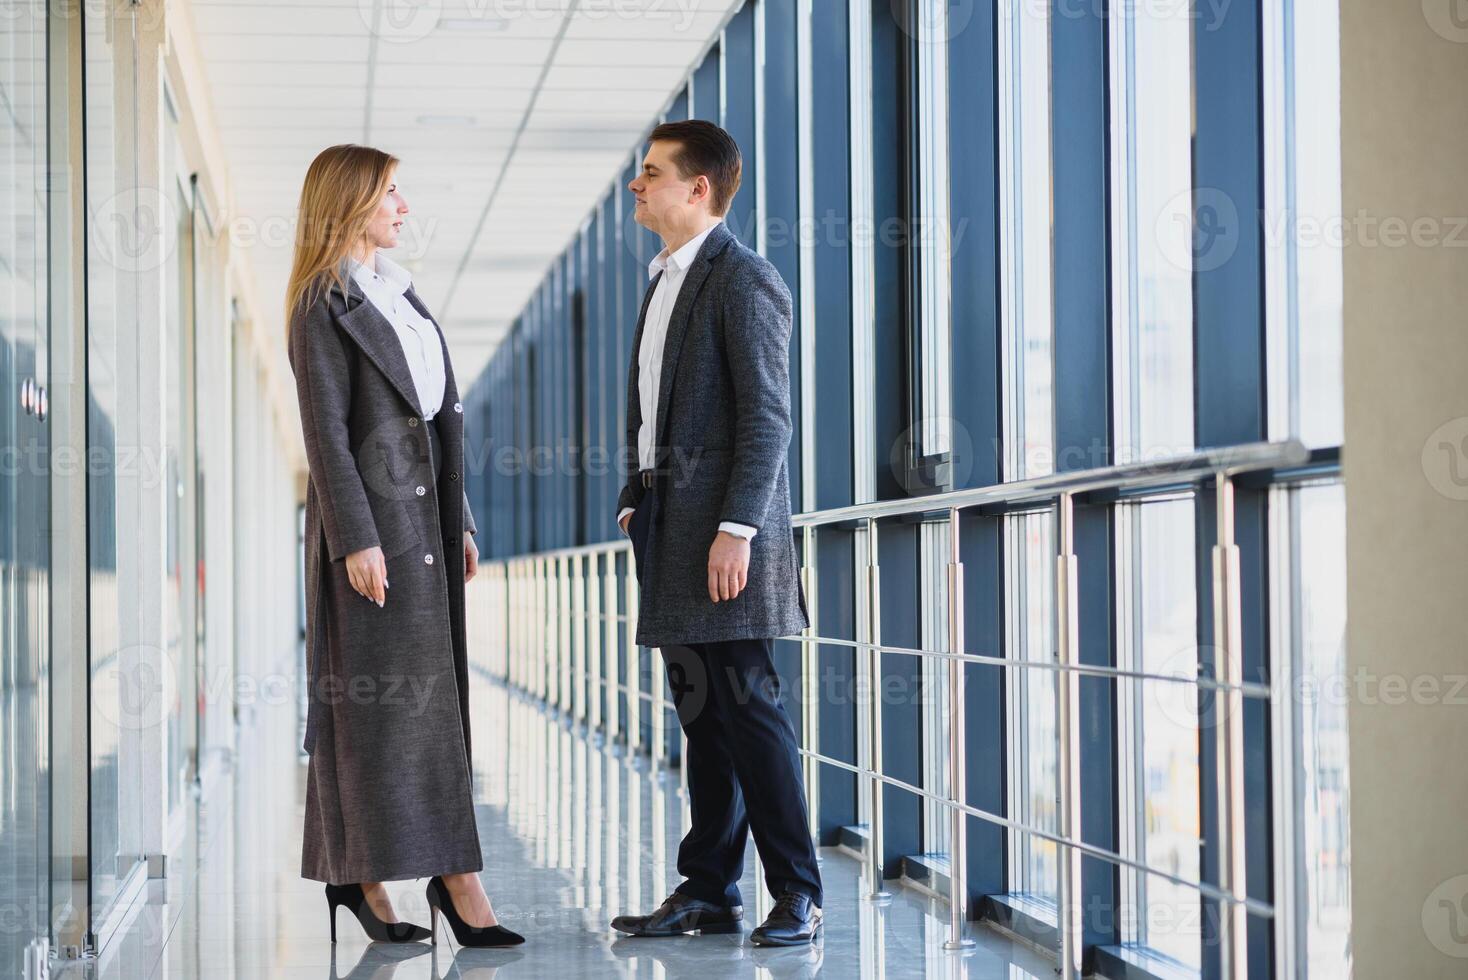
[647,119,743,216]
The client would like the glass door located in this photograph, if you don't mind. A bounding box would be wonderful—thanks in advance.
[84,0,148,937]
[1,1,53,974]
[164,130,200,830]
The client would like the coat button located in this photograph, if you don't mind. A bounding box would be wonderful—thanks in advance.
[424,553,434,565]
[449,471,458,481]
[454,402,462,413]
[416,485,426,496]
[408,417,419,427]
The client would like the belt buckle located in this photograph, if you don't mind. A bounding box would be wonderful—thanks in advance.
[640,470,654,490]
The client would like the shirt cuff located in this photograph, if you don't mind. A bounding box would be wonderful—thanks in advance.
[718,521,757,540]
[617,507,634,536]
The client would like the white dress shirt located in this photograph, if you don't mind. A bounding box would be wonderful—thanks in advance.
[617,221,756,541]
[348,251,446,419]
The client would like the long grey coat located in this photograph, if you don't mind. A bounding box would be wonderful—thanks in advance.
[616,220,809,647]
[291,267,483,884]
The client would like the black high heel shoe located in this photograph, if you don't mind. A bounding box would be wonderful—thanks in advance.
[425,875,525,948]
[326,882,431,943]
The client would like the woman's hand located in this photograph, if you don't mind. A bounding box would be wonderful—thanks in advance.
[464,532,479,582]
[346,545,388,607]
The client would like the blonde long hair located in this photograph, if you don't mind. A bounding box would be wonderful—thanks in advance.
[284,144,399,339]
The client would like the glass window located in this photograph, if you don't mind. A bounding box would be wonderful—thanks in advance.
[1274,481,1350,976]
[998,0,1057,915]
[908,0,953,465]
[998,0,1053,483]
[1109,2,1194,461]
[1005,511,1056,907]
[1265,0,1343,449]
[920,521,952,855]
[1117,498,1202,968]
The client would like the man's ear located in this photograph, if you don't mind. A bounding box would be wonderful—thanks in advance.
[691,174,711,205]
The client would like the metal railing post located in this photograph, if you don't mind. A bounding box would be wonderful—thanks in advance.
[864,517,891,902]
[604,553,620,744]
[507,562,517,687]
[548,556,558,708]
[625,554,641,757]
[651,647,667,769]
[1055,493,1083,979]
[518,560,526,690]
[1213,474,1248,980]
[559,555,571,715]
[539,557,549,703]
[587,552,602,733]
[572,554,585,724]
[519,559,527,691]
[801,524,820,836]
[944,508,975,950]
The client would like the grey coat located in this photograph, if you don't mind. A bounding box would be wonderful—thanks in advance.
[616,220,809,647]
[291,268,483,884]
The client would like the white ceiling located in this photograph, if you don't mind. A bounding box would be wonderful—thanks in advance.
[190,0,741,387]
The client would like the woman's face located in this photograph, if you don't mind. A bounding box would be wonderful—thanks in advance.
[362,170,409,251]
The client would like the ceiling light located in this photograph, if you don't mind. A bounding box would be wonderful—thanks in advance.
[436,17,511,32]
[416,114,477,127]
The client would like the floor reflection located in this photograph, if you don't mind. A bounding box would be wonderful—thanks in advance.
[56,660,1055,979]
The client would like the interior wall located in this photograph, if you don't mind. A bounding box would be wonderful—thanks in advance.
[1341,2,1468,976]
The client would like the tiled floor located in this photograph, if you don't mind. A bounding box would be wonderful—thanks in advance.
[59,664,1057,979]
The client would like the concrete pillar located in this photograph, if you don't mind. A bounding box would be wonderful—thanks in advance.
[1341,2,1468,976]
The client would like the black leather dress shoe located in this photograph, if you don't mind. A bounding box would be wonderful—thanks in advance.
[610,892,744,937]
[749,892,823,947]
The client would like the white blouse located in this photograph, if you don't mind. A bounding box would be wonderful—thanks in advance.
[348,251,446,419]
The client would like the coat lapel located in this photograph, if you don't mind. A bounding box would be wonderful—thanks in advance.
[403,284,457,420]
[626,271,664,437]
[651,221,734,459]
[329,274,423,415]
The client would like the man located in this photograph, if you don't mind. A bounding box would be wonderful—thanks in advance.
[609,120,821,947]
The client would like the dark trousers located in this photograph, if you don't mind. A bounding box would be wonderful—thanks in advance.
[627,483,823,908]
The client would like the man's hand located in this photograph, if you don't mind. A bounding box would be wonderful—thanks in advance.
[464,531,479,582]
[346,545,388,606]
[619,512,632,535]
[707,530,750,602]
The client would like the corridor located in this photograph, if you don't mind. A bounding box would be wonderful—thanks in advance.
[6,0,1468,976]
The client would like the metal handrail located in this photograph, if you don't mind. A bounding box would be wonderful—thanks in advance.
[790,439,1309,528]
[479,441,1310,561]
[473,438,1318,977]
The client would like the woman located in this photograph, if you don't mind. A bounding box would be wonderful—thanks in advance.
[286,144,522,948]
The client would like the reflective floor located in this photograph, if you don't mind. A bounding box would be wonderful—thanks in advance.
[58,661,1056,979]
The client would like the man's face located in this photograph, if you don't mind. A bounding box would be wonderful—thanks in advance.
[628,139,710,240]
